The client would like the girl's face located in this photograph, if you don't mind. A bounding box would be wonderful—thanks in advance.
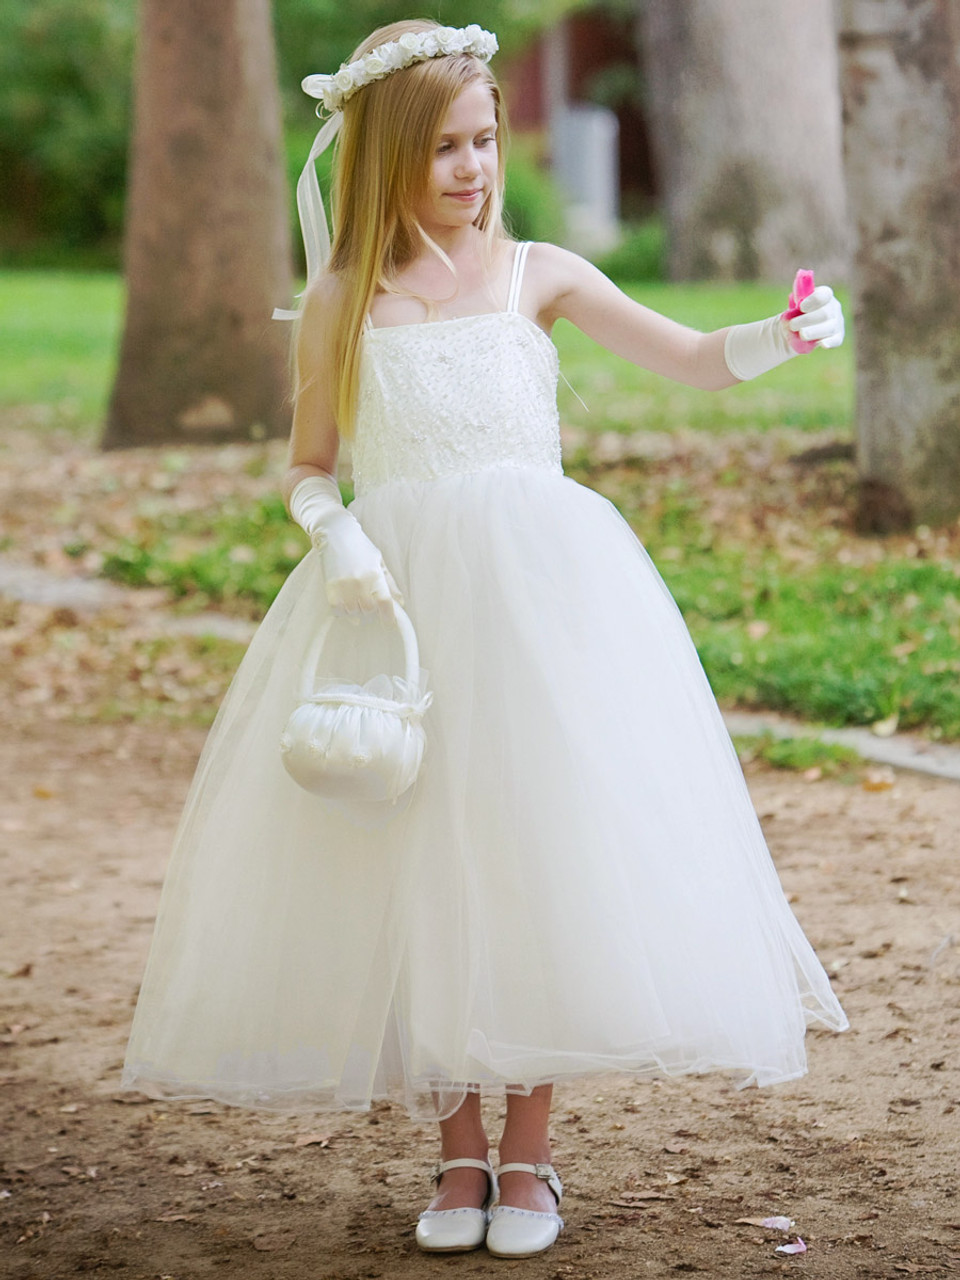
[417,80,499,236]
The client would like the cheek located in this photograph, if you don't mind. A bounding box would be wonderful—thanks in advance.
[428,157,449,197]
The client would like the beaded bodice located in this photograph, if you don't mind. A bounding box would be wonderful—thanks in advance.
[350,244,563,496]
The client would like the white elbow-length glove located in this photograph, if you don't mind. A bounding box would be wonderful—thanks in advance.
[289,473,402,619]
[724,285,845,382]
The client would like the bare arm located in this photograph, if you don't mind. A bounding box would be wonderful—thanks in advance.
[535,243,737,391]
[282,275,343,509]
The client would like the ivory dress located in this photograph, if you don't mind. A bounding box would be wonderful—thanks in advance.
[123,241,847,1119]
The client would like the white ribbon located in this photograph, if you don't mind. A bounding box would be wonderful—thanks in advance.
[273,109,343,321]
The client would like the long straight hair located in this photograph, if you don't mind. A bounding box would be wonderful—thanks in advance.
[299,19,510,439]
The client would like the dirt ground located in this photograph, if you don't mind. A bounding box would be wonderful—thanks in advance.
[2,715,959,1280]
[1,422,959,1277]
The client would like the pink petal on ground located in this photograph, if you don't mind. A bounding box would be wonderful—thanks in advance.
[761,1216,795,1231]
[775,1237,808,1255]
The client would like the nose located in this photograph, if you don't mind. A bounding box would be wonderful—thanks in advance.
[454,146,482,179]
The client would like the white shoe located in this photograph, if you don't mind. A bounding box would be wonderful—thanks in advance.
[415,1157,498,1253]
[485,1162,564,1259]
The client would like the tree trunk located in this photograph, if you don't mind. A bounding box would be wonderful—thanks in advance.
[837,0,960,530]
[638,0,848,282]
[104,0,292,449]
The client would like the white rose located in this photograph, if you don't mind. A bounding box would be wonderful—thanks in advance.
[421,33,439,57]
[362,51,387,78]
[380,42,406,70]
[398,32,421,53]
[463,24,483,44]
[333,66,356,93]
[436,26,459,51]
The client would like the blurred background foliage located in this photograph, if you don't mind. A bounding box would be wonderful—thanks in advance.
[0,0,581,270]
[0,0,135,264]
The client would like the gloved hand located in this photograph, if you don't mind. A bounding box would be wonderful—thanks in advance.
[724,282,845,381]
[786,284,845,349]
[289,472,402,620]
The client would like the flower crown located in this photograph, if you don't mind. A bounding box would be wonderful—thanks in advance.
[302,24,499,114]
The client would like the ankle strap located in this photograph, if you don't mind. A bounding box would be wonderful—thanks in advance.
[433,1157,494,1182]
[497,1162,563,1204]
[432,1157,498,1209]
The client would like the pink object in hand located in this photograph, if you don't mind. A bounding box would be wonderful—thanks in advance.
[782,268,818,354]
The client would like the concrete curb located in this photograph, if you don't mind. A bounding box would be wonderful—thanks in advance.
[723,710,960,784]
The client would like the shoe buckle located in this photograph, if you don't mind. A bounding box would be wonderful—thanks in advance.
[534,1163,553,1180]
[430,1161,444,1185]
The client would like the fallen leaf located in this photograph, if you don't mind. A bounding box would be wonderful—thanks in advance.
[871,712,899,737]
[293,1133,331,1149]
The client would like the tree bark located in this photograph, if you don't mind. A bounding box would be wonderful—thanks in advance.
[104,0,292,448]
[639,0,848,282]
[837,0,960,529]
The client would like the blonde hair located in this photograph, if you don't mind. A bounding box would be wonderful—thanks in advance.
[298,18,510,439]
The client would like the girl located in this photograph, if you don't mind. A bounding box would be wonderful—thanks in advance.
[123,19,848,1261]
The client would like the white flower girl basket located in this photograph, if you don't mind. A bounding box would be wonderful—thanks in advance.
[280,602,433,804]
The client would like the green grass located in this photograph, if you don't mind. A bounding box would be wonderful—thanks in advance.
[667,554,960,737]
[98,469,960,739]
[0,271,123,433]
[732,734,863,779]
[8,269,957,740]
[98,492,308,618]
[0,271,851,440]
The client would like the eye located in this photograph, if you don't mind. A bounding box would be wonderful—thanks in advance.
[477,135,496,147]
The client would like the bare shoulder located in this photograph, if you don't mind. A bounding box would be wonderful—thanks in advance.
[524,241,615,327]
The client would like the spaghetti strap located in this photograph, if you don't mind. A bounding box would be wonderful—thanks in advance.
[505,241,532,314]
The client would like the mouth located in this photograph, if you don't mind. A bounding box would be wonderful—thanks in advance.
[447,189,483,201]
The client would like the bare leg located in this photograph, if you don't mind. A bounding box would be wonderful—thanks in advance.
[425,1090,491,1211]
[498,1084,559,1213]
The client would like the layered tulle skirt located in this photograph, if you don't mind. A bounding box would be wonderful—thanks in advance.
[122,464,847,1118]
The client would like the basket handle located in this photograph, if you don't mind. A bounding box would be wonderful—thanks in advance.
[298,600,421,701]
